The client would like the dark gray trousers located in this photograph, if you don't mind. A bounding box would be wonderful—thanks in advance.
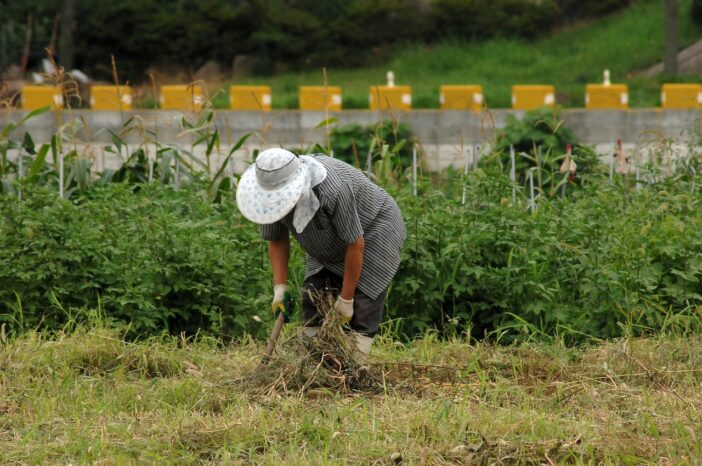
[301,269,388,337]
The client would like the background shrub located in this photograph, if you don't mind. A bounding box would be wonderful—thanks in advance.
[430,0,561,40]
[0,184,305,339]
[496,108,578,156]
[557,0,633,21]
[693,0,702,25]
[390,173,702,342]
[330,120,414,168]
[3,170,702,344]
[489,107,597,189]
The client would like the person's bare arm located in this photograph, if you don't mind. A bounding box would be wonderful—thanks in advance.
[340,236,365,300]
[268,237,290,285]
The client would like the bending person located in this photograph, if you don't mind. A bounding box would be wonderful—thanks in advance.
[236,148,406,357]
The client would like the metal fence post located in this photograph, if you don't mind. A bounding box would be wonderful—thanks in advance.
[412,144,417,197]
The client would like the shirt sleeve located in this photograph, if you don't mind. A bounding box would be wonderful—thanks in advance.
[331,183,364,244]
[260,222,288,241]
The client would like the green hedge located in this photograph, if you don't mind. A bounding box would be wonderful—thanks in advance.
[2,173,702,343]
[0,184,294,339]
[392,173,702,341]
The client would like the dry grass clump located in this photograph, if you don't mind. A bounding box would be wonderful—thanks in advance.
[0,327,184,378]
[243,291,385,396]
[65,335,184,377]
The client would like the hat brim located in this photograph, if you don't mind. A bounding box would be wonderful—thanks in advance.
[236,163,307,224]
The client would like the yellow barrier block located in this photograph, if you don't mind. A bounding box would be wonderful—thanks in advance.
[90,85,133,110]
[21,85,63,110]
[299,86,342,111]
[585,84,628,109]
[661,84,702,109]
[440,85,483,111]
[369,86,412,111]
[511,85,555,110]
[230,86,271,111]
[160,85,204,111]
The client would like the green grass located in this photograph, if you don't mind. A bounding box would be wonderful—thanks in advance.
[1,324,701,464]
[216,0,702,110]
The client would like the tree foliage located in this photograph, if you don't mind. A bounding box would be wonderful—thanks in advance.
[692,0,702,26]
[2,0,636,81]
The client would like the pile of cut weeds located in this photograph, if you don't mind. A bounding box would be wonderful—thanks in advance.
[239,292,477,397]
[242,292,385,396]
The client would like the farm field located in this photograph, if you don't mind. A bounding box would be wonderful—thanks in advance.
[216,0,702,110]
[1,326,700,464]
[4,1,702,464]
[3,105,702,464]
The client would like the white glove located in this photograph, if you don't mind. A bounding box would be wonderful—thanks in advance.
[272,284,288,315]
[334,296,354,322]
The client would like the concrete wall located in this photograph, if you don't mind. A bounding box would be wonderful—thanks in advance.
[2,108,700,171]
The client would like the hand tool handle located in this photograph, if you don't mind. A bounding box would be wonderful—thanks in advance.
[261,312,286,365]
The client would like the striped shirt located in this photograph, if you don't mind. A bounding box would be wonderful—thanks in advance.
[260,155,406,299]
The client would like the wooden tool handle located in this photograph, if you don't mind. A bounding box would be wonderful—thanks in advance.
[261,312,286,365]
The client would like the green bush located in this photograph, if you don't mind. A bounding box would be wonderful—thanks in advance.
[0,184,292,339]
[693,0,702,25]
[557,0,632,21]
[430,0,561,40]
[3,171,702,344]
[247,0,322,75]
[496,108,578,155]
[489,107,596,190]
[0,21,22,72]
[330,120,414,169]
[73,0,256,80]
[390,173,702,342]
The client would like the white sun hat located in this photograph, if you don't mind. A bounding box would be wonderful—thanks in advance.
[236,148,327,230]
